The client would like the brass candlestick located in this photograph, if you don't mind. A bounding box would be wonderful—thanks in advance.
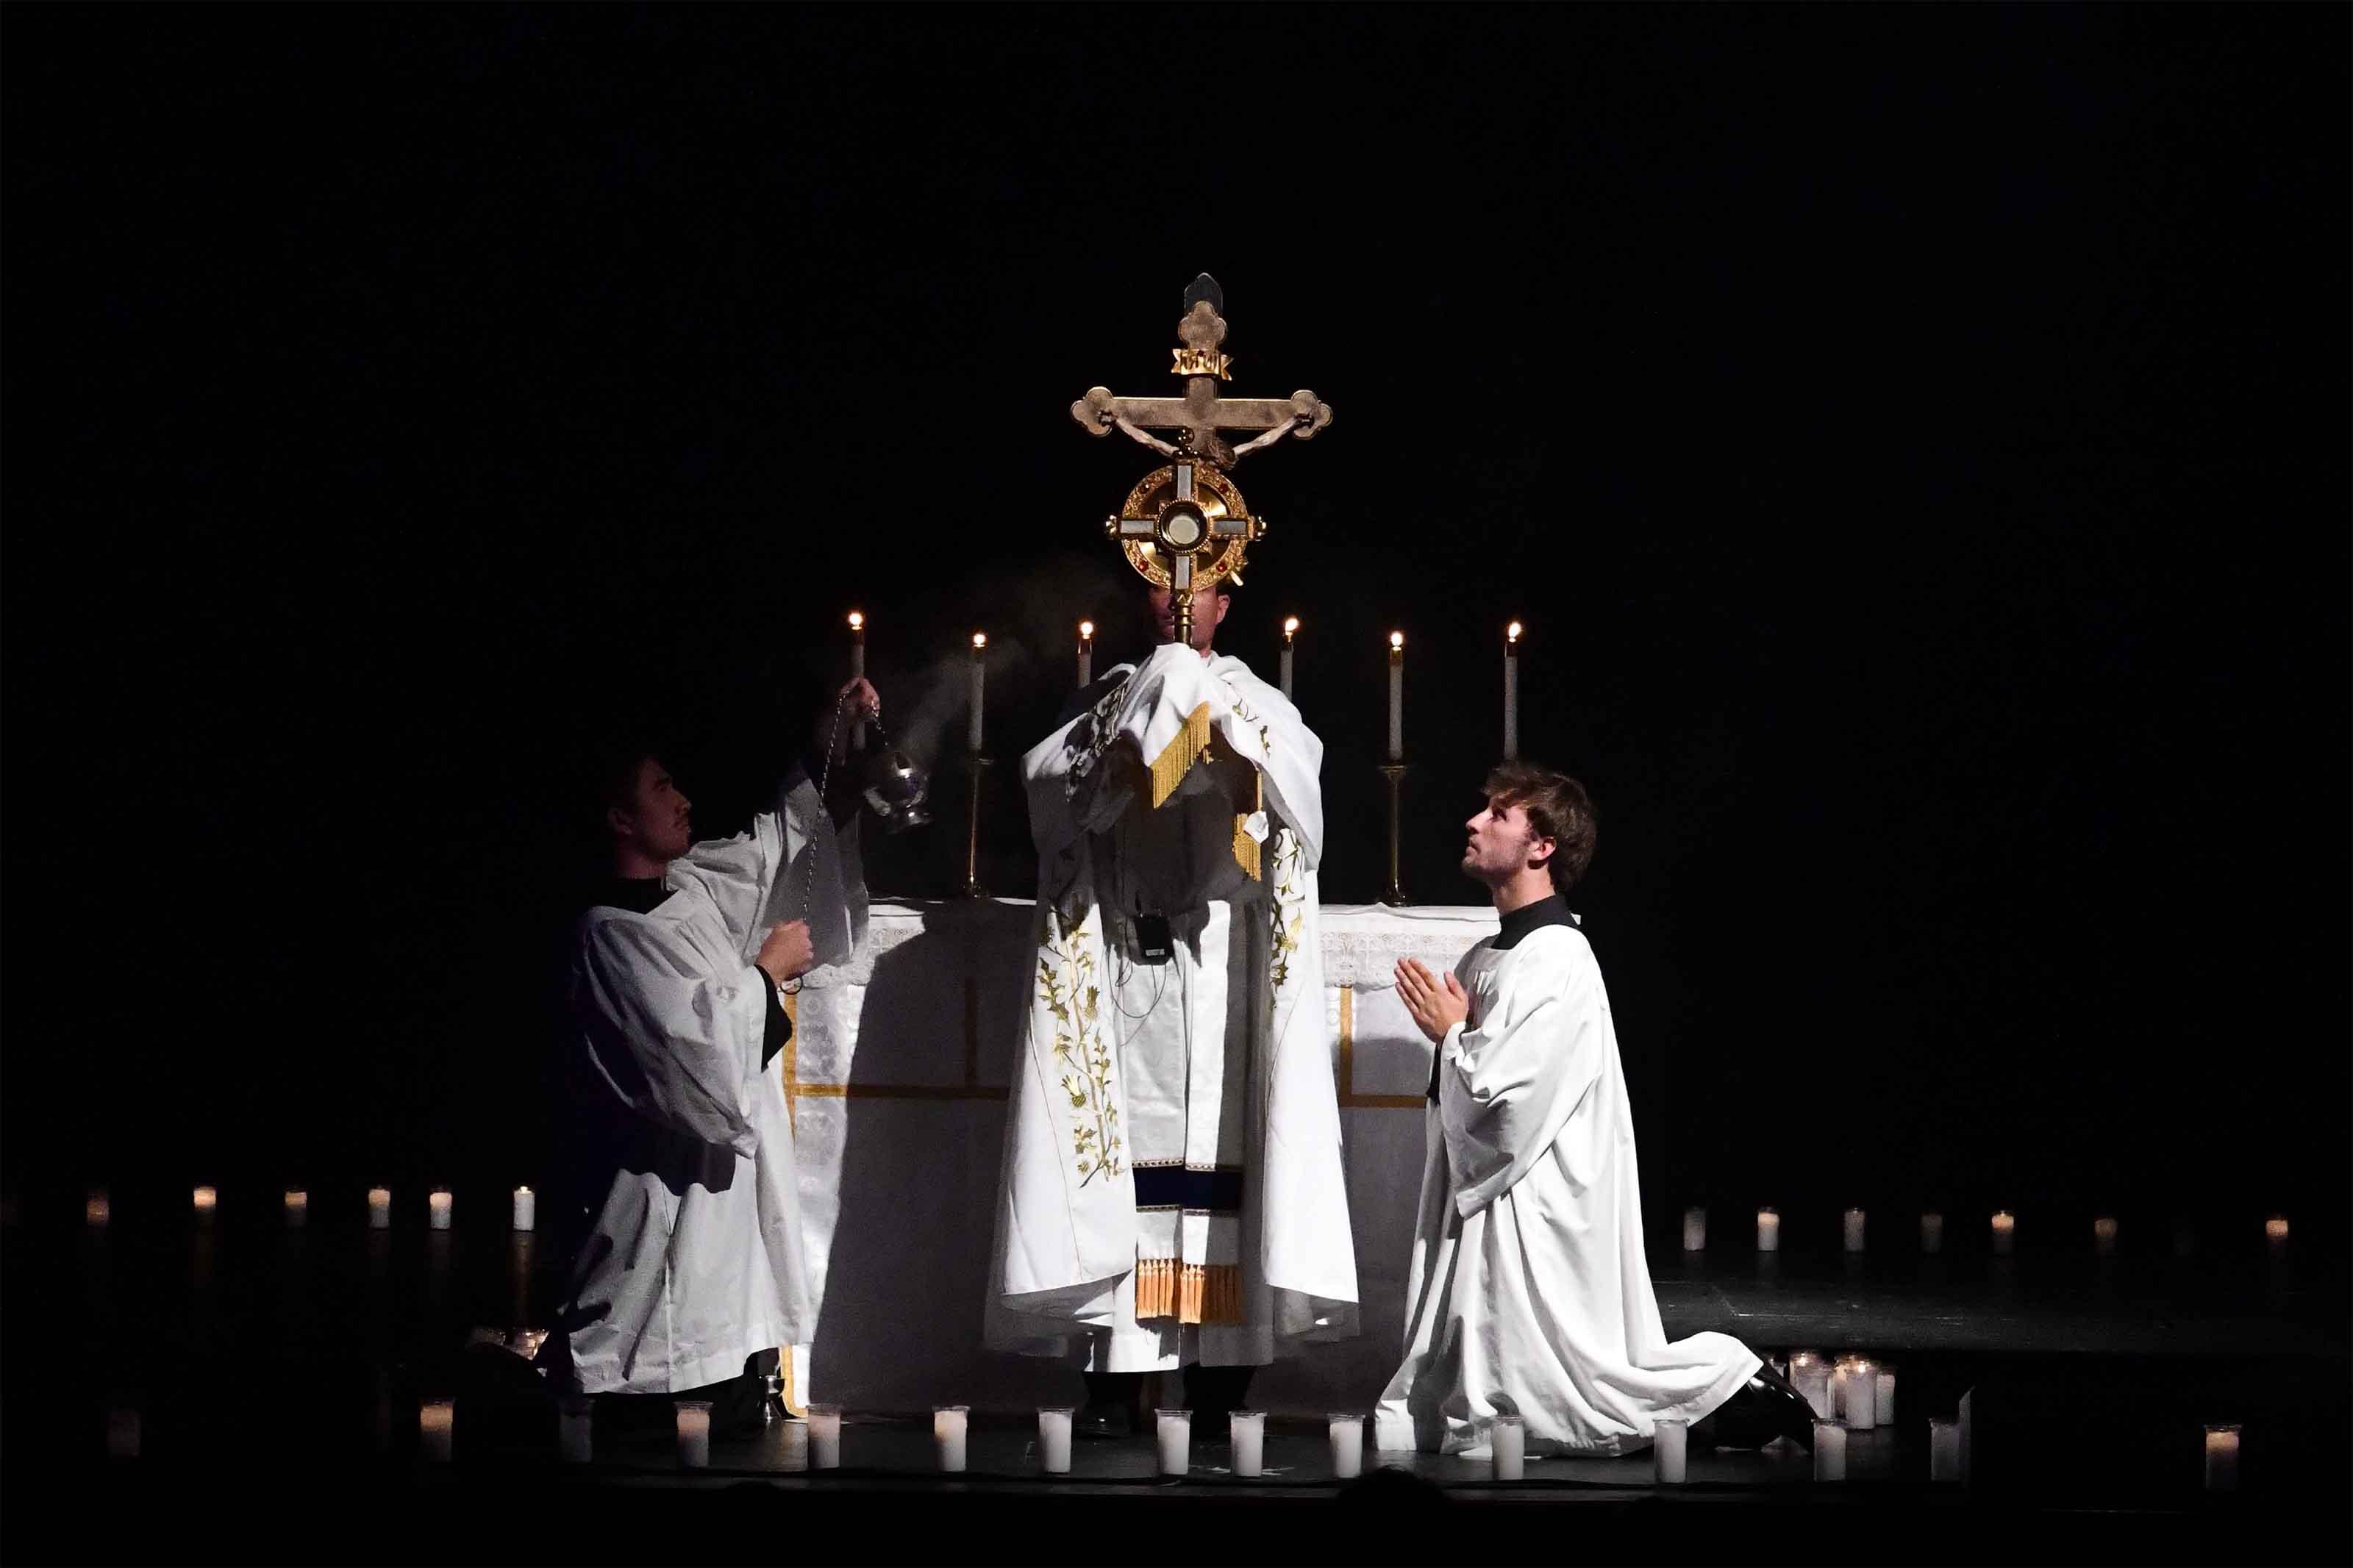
[1378,762,1409,906]
[961,752,993,899]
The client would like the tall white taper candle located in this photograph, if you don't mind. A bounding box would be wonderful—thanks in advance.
[967,634,986,753]
[1280,617,1298,702]
[1387,633,1404,759]
[1077,621,1093,688]
[1503,622,1521,759]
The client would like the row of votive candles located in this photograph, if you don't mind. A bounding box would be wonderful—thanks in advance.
[110,1396,2248,1491]
[84,1186,537,1231]
[1696,1207,2292,1256]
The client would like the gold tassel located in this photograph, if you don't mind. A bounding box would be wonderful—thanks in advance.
[1229,770,1264,879]
[1138,1261,1247,1325]
[1146,703,1215,809]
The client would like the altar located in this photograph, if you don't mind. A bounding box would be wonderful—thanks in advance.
[782,898,1499,1414]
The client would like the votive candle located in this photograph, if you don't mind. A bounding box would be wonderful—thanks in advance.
[2202,1424,2240,1492]
[675,1400,712,1469]
[933,1405,969,1472]
[419,1399,454,1463]
[512,1186,535,1232]
[777,1417,810,1472]
[1789,1353,1833,1420]
[1155,1408,1191,1475]
[1037,1406,1074,1475]
[1682,1207,1707,1251]
[2093,1215,2117,1256]
[1329,1412,1365,1479]
[1757,1207,1780,1252]
[1653,1417,1688,1484]
[86,1189,110,1228]
[1813,1420,1847,1481]
[1990,1210,2015,1256]
[1928,1417,1960,1481]
[428,1189,453,1231]
[1921,1211,1944,1253]
[368,1187,392,1230]
[1874,1367,1896,1424]
[807,1403,842,1469]
[193,1186,218,1222]
[1490,1413,1525,1481]
[283,1189,307,1226]
[1229,1410,1265,1478]
[1843,1208,1866,1253]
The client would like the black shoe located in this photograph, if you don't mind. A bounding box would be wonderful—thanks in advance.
[1699,1364,1817,1452]
[1182,1364,1256,1425]
[1076,1370,1142,1439]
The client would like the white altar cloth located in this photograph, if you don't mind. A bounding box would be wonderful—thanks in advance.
[781,899,1499,1414]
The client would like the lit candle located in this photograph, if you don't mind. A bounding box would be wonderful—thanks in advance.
[1386,633,1404,760]
[1874,1367,1896,1424]
[1928,1417,1960,1482]
[1490,1413,1525,1481]
[1789,1353,1834,1420]
[512,1186,535,1232]
[807,1403,842,1469]
[1037,1406,1074,1475]
[557,1395,593,1464]
[428,1189,453,1231]
[1813,1420,1847,1481]
[368,1186,392,1230]
[193,1185,218,1222]
[1329,1411,1365,1479]
[847,612,867,747]
[1652,1417,1688,1484]
[106,1408,141,1461]
[932,1405,969,1472]
[1835,1358,1877,1429]
[1076,620,1094,688]
[1682,1206,1707,1251]
[777,1417,810,1472]
[1757,1207,1780,1252]
[1503,621,1521,760]
[1155,1408,1191,1475]
[86,1188,110,1228]
[2265,1215,2288,1259]
[1921,1211,1944,1253]
[1990,1210,2015,1256]
[967,634,986,753]
[675,1400,712,1469]
[419,1399,455,1463]
[284,1189,307,1227]
[1843,1208,1867,1253]
[2202,1423,2240,1492]
[1280,617,1299,702]
[1229,1409,1266,1478]
[2093,1215,2117,1256]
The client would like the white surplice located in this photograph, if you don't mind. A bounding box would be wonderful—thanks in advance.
[986,643,1358,1371]
[1374,917,1757,1456]
[564,778,863,1394]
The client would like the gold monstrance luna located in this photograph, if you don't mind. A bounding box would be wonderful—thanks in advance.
[1071,273,1333,647]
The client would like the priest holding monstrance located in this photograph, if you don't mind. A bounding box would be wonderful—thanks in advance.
[985,279,1356,1433]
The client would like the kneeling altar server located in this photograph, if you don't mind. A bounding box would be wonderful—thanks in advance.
[1374,762,1813,1457]
[988,577,1357,1434]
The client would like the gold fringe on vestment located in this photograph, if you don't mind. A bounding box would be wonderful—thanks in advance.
[1133,1259,1246,1325]
[1146,702,1216,809]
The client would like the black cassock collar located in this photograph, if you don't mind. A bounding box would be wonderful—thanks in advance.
[1492,892,1579,951]
[596,876,672,916]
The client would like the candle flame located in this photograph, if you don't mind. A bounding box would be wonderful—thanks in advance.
[1282,616,1300,637]
[1507,620,1523,643]
[1079,620,1094,640]
[2266,1215,2289,1238]
[971,632,987,651]
[1389,631,1404,651]
[847,611,864,631]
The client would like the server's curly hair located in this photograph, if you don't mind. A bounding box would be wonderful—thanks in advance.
[1482,762,1597,891]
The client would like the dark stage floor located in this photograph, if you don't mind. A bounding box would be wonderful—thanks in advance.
[1,1209,2343,1565]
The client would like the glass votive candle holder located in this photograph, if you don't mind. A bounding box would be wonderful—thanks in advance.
[807,1403,842,1469]
[1036,1406,1074,1474]
[557,1395,593,1464]
[1812,1420,1847,1481]
[1681,1206,1707,1250]
[1920,1211,1944,1253]
[932,1405,969,1472]
[1229,1410,1266,1478]
[368,1186,392,1230]
[1756,1206,1780,1252]
[284,1189,308,1227]
[85,1189,111,1228]
[427,1189,454,1231]
[192,1186,218,1222]
[674,1400,713,1469]
[776,1417,810,1472]
[1154,1408,1191,1475]
[1652,1417,1687,1484]
[1327,1412,1365,1479]
[1928,1417,1960,1481]
[2203,1423,2240,1492]
[419,1398,455,1463]
[1490,1412,1526,1480]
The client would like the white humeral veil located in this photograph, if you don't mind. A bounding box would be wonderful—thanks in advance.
[1373,923,1757,1455]
[985,644,1358,1368]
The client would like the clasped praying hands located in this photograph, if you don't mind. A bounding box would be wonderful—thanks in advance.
[1395,956,1469,1046]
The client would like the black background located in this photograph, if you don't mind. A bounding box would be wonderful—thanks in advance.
[4,7,2345,1243]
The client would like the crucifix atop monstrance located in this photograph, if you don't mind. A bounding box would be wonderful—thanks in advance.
[1072,273,1333,647]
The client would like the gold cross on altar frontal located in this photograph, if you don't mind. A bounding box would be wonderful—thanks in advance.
[1072,273,1334,648]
